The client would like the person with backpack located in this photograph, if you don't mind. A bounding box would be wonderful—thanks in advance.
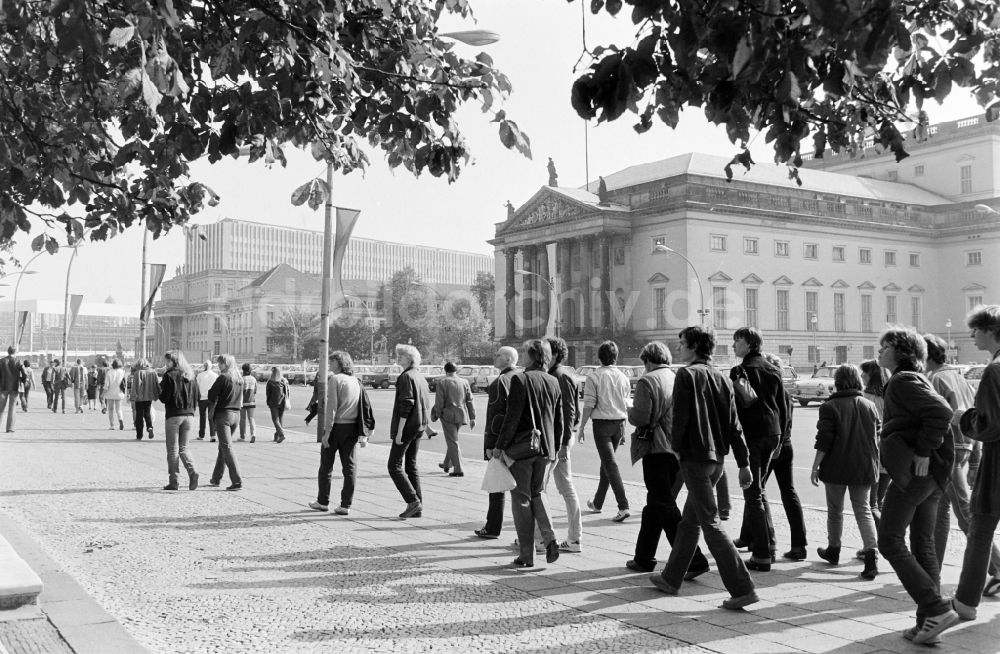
[158,351,200,491]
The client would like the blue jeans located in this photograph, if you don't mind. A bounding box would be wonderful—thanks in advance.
[509,456,555,563]
[388,436,422,504]
[878,476,950,620]
[935,449,1000,576]
[955,512,1000,607]
[742,436,779,560]
[165,416,197,486]
[591,419,629,511]
[661,460,754,598]
[635,453,708,570]
[210,410,242,486]
[318,424,358,508]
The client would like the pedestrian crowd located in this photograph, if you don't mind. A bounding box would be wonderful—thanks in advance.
[4,304,999,647]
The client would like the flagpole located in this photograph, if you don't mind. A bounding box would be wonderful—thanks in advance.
[138,227,148,360]
[316,163,334,444]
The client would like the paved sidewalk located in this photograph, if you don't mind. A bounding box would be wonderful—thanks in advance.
[0,407,998,653]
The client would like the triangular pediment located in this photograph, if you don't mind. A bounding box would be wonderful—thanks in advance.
[772,275,794,286]
[741,273,763,285]
[647,272,670,284]
[802,277,823,287]
[831,279,850,288]
[496,186,628,234]
[883,282,902,292]
[708,271,732,283]
[908,284,925,293]
[963,282,987,291]
[858,281,876,290]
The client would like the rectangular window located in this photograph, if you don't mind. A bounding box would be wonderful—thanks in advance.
[968,250,982,266]
[213,283,222,298]
[861,295,873,332]
[961,164,973,194]
[808,345,820,364]
[886,295,898,324]
[775,241,789,257]
[716,344,729,357]
[613,247,625,266]
[863,345,875,359]
[806,291,818,330]
[652,236,666,249]
[888,170,898,182]
[713,287,728,328]
[911,296,921,330]
[776,289,789,330]
[745,288,758,329]
[914,165,924,177]
[859,248,872,264]
[710,234,727,252]
[884,250,897,267]
[832,246,845,262]
[653,287,667,330]
[804,243,818,259]
[909,253,920,267]
[834,293,845,331]
[214,317,221,333]
[744,237,758,255]
[969,295,984,311]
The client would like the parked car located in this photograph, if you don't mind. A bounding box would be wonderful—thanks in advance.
[779,365,799,394]
[575,365,599,395]
[616,365,644,394]
[422,365,446,392]
[473,366,500,392]
[455,365,494,392]
[965,364,987,393]
[361,364,402,389]
[792,366,838,406]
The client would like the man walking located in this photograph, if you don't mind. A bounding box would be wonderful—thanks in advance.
[579,340,632,522]
[649,326,757,610]
[70,358,88,414]
[548,337,583,553]
[433,362,476,478]
[0,347,25,432]
[476,346,518,539]
[196,360,218,442]
[730,327,788,571]
[50,359,67,413]
[41,360,55,409]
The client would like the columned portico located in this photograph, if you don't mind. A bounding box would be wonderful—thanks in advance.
[504,247,517,339]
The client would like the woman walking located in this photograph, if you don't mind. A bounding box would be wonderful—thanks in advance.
[810,364,881,580]
[239,363,258,443]
[86,366,98,410]
[207,354,243,491]
[103,360,126,430]
[158,351,199,491]
[130,358,160,440]
[19,360,33,412]
[265,367,290,443]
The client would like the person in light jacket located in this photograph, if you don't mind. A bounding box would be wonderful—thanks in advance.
[103,359,126,431]
[239,363,258,443]
[627,341,710,579]
[388,344,432,519]
[547,337,582,554]
[810,364,881,580]
[129,358,160,440]
[433,361,475,477]
[158,350,199,491]
[309,351,364,515]
[18,360,34,413]
[196,361,218,442]
[207,354,243,490]
[494,339,563,569]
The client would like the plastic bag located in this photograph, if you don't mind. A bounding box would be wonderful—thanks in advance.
[481,457,517,493]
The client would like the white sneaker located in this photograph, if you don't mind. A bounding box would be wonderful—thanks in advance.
[559,540,582,553]
[912,610,959,645]
[308,501,329,512]
[902,625,940,645]
[612,509,631,523]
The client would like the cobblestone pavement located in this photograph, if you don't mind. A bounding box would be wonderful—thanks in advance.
[0,407,998,653]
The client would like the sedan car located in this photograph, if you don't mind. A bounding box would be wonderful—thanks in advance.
[616,365,644,394]
[779,365,799,394]
[792,366,838,406]
[361,365,402,389]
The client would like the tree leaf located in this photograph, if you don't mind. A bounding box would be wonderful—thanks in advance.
[141,72,162,111]
[30,234,45,252]
[108,25,135,49]
[44,237,60,255]
[731,36,753,79]
[290,180,313,206]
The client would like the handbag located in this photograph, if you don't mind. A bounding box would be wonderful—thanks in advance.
[505,375,544,461]
[481,457,517,493]
[733,367,758,408]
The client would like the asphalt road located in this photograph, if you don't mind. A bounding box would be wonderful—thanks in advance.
[278,383,832,511]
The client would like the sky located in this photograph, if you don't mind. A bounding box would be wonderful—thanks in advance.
[6,0,987,309]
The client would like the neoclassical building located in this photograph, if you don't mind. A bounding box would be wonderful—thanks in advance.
[491,114,1000,368]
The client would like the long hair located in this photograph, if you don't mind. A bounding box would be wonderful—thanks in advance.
[165,350,195,381]
[331,351,354,375]
[216,354,240,382]
[859,359,889,397]
[269,366,283,382]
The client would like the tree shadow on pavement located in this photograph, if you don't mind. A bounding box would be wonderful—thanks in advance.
[0,486,161,497]
[1,438,145,444]
[78,511,315,531]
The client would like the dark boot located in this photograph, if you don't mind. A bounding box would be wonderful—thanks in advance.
[817,545,841,565]
[860,550,878,580]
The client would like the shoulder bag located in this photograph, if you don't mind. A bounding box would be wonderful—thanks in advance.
[733,366,758,408]
[505,374,543,460]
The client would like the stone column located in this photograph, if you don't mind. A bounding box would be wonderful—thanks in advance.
[599,235,612,330]
[504,247,517,339]
[560,239,573,335]
[522,245,535,332]
[582,237,594,333]
[538,244,550,337]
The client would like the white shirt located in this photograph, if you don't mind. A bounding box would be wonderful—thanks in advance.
[196,369,218,401]
[583,365,630,420]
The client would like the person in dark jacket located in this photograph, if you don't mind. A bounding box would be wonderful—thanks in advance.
[388,344,432,519]
[627,341,710,578]
[475,346,518,539]
[728,327,787,572]
[0,346,25,431]
[876,328,958,645]
[649,326,757,610]
[547,337,582,553]
[207,354,243,491]
[954,305,1000,620]
[810,364,880,579]
[265,367,290,443]
[495,339,563,569]
[158,350,200,491]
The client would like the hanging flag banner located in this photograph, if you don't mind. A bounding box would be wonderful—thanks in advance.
[141,264,167,323]
[545,242,560,337]
[68,294,84,332]
[15,311,29,346]
[330,207,361,311]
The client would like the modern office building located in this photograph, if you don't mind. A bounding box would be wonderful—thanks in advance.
[0,299,139,360]
[491,113,1000,368]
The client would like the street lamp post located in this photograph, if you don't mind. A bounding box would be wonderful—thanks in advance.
[204,311,231,354]
[810,314,818,366]
[654,244,708,324]
[265,305,300,363]
[946,318,953,364]
[11,250,43,346]
[514,268,558,337]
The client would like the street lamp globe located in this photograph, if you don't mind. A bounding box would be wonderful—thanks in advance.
[439,30,500,46]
